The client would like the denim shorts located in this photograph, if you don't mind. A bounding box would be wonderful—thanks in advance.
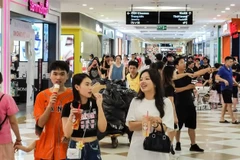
[66,139,102,160]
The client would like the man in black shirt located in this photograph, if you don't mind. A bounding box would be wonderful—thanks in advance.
[174,56,212,153]
[199,57,211,85]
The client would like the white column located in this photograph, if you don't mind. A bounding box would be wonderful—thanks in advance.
[2,0,10,94]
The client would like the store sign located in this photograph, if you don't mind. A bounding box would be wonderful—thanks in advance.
[96,24,103,33]
[116,31,123,38]
[230,22,238,38]
[28,0,49,18]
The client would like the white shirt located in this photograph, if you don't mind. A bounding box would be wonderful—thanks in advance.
[126,98,174,160]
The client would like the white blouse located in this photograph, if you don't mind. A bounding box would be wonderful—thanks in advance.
[126,98,174,160]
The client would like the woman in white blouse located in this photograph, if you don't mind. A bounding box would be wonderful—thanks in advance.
[126,68,174,160]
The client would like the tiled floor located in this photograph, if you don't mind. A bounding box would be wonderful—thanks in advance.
[14,105,240,160]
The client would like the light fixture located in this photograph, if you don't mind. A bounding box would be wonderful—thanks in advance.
[89,7,94,10]
[178,26,181,29]
[82,4,87,7]
[101,15,104,17]
[144,26,147,28]
[213,17,216,20]
[203,25,206,27]
[225,7,230,10]
[217,15,221,17]
[221,11,226,13]
[106,17,109,19]
[230,4,235,7]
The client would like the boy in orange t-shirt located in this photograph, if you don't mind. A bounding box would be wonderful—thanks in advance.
[33,61,73,160]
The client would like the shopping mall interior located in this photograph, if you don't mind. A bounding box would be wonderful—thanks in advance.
[1,0,240,160]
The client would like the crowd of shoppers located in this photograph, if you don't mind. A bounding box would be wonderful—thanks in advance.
[1,52,240,160]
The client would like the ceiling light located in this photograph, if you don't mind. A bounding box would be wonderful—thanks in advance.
[89,7,94,10]
[230,4,235,7]
[101,15,104,17]
[217,15,221,17]
[144,26,147,29]
[221,11,226,13]
[203,25,206,27]
[82,4,87,7]
[178,27,181,29]
[213,18,216,20]
[225,7,230,10]
[106,17,109,19]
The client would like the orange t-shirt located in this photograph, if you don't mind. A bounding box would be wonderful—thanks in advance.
[34,88,73,160]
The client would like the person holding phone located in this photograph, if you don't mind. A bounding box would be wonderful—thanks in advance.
[87,58,101,80]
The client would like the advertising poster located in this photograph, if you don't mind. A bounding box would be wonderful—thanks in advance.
[61,35,74,71]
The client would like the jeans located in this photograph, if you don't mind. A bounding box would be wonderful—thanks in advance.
[66,139,102,160]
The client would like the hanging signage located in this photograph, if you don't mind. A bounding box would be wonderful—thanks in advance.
[160,11,193,25]
[28,0,49,18]
[11,19,35,41]
[126,11,159,25]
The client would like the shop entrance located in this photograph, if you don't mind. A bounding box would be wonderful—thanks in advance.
[10,12,57,111]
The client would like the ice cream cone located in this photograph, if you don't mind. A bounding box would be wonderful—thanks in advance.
[53,84,60,94]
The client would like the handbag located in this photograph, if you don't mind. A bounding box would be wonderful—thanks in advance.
[143,123,171,153]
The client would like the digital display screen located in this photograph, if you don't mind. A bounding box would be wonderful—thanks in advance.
[126,11,159,25]
[160,11,193,25]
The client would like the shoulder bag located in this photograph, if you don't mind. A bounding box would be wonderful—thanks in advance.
[143,123,171,153]
[0,94,7,130]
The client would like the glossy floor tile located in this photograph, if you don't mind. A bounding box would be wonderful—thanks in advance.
[14,105,240,160]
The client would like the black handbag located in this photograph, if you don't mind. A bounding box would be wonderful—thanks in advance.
[143,123,171,153]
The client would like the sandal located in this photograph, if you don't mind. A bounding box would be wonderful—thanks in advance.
[232,121,239,124]
[219,120,230,123]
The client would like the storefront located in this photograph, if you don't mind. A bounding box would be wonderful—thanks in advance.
[115,31,125,55]
[125,34,131,55]
[1,0,61,106]
[61,13,103,73]
[102,25,114,56]
[221,22,231,63]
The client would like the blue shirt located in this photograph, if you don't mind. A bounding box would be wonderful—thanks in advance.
[217,65,233,91]
[111,64,124,80]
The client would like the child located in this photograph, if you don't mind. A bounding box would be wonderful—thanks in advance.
[15,141,37,153]
[209,90,219,109]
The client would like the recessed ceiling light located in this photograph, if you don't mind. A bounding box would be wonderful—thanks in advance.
[230,4,235,7]
[178,27,181,29]
[213,17,217,20]
[221,10,226,13]
[106,17,109,19]
[217,15,221,17]
[82,4,87,7]
[101,15,104,17]
[225,7,230,10]
[89,7,94,10]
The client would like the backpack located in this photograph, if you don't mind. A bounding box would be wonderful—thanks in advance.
[0,94,7,130]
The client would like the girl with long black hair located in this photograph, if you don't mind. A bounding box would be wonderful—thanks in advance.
[62,73,107,160]
[126,69,174,160]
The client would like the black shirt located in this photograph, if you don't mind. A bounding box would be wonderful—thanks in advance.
[62,98,98,138]
[164,85,175,97]
[89,67,100,80]
[200,64,211,80]
[174,72,194,106]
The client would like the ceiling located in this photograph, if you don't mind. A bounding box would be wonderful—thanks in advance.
[60,0,240,42]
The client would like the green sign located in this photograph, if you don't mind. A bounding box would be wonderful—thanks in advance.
[157,25,167,30]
